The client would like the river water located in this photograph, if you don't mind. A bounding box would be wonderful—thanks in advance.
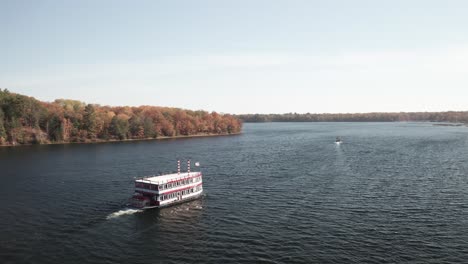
[1,122,468,263]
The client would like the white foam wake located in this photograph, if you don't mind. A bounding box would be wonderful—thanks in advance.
[106,209,142,220]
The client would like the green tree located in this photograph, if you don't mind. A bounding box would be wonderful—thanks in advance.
[83,104,97,139]
[0,108,6,142]
[110,115,129,140]
[129,115,144,138]
[47,115,63,142]
[143,117,156,138]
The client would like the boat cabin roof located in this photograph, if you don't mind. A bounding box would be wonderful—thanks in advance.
[135,171,201,185]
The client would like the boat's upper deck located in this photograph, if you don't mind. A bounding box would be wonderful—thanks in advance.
[135,171,202,185]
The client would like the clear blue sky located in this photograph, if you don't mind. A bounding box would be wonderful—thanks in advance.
[2,0,468,114]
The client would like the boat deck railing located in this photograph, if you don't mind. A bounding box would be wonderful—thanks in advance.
[136,172,202,185]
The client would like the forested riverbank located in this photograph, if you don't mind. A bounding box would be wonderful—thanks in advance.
[0,89,242,146]
[238,112,468,123]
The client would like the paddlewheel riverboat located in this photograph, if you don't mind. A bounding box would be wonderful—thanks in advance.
[130,160,203,209]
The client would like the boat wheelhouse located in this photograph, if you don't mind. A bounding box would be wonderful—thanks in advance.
[130,160,203,209]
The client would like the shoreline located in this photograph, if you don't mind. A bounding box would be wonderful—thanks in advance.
[0,132,242,148]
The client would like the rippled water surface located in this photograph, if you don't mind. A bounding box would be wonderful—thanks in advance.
[1,123,468,263]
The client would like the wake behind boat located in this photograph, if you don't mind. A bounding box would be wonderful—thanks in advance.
[130,160,203,209]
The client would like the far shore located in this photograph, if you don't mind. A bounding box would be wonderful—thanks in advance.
[0,132,242,148]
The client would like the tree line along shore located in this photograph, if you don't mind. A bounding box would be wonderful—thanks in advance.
[237,112,468,123]
[0,89,242,146]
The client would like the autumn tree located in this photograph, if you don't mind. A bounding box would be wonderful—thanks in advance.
[0,90,243,145]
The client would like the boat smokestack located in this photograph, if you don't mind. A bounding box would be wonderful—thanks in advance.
[187,159,191,173]
[177,160,180,175]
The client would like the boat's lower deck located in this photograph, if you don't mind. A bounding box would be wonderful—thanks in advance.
[140,192,203,209]
[131,190,203,209]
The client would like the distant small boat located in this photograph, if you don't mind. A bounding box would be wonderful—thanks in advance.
[335,137,342,144]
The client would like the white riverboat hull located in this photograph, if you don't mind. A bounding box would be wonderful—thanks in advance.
[134,191,203,210]
[130,160,204,210]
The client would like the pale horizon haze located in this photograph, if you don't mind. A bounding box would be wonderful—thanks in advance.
[2,0,468,114]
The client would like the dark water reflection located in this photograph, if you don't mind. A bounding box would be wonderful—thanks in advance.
[1,123,468,263]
